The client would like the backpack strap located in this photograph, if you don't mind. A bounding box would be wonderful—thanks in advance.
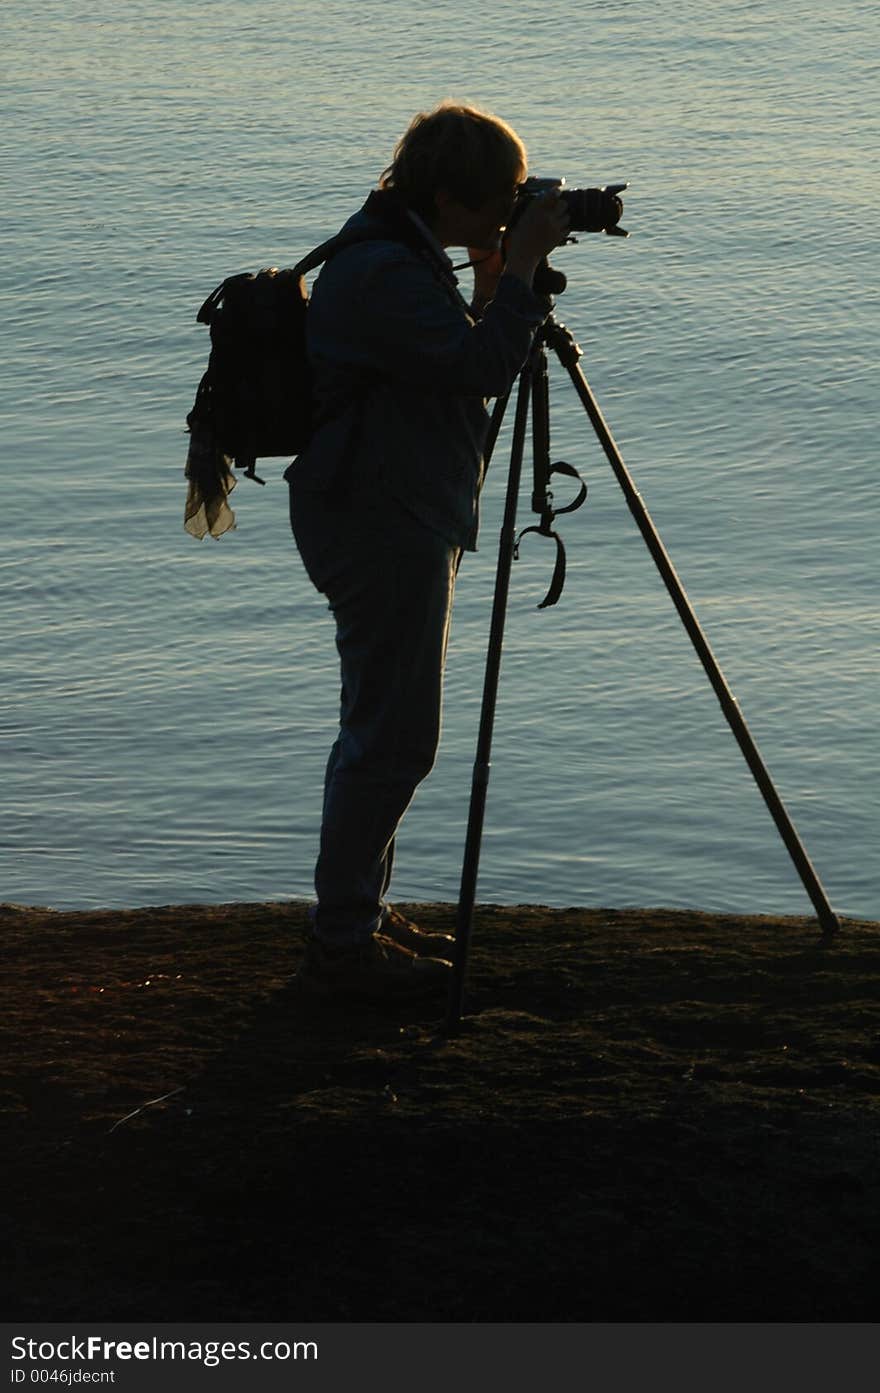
[291,227,378,279]
[293,192,470,311]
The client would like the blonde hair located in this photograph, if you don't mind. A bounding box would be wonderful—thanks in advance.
[379,101,528,216]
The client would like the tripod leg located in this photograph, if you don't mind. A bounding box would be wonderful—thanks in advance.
[530,334,552,518]
[446,361,535,1034]
[551,331,840,937]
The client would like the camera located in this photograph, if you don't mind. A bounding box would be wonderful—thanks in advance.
[514,177,628,236]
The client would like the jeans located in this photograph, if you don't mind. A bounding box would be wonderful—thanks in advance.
[289,480,461,943]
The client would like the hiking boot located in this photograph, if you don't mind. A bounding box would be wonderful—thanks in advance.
[296,932,451,1000]
[380,907,456,959]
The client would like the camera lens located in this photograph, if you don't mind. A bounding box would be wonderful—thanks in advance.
[561,187,623,233]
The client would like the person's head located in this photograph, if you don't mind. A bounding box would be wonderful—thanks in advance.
[379,101,528,248]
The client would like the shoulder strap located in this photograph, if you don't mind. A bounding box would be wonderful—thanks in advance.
[198,193,456,317]
[292,191,466,305]
[291,224,390,279]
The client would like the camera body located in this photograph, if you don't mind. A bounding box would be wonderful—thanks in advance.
[515,177,628,235]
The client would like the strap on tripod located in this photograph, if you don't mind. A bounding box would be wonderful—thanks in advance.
[514,460,588,608]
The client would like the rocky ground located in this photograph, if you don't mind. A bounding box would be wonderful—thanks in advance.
[2,899,878,1321]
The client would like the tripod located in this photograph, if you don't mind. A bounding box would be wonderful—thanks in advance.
[446,306,841,1034]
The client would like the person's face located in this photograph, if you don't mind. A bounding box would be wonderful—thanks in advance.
[431,184,521,249]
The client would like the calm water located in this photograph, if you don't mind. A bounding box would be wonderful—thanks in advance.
[3,0,877,918]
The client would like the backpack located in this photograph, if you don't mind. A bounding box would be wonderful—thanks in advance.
[183,191,468,538]
[183,232,353,539]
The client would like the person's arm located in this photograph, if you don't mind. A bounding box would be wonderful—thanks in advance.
[468,247,505,318]
[351,255,543,397]
[340,195,571,399]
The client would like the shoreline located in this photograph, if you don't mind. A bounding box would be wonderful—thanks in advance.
[3,900,878,1321]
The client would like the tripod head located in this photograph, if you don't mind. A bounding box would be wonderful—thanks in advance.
[533,259,568,297]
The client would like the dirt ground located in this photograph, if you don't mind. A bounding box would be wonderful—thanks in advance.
[2,899,878,1322]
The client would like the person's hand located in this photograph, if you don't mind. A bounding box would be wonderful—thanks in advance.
[504,192,570,287]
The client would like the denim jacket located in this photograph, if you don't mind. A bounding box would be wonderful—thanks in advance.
[285,202,549,550]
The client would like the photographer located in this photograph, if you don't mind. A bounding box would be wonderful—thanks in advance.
[289,102,570,999]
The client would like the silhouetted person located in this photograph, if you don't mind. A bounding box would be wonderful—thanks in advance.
[290,102,569,999]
